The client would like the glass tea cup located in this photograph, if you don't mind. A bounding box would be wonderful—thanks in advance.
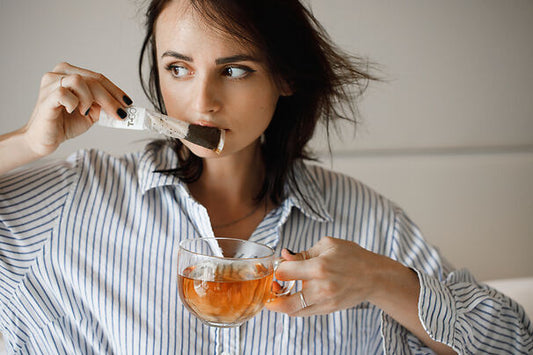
[177,237,294,328]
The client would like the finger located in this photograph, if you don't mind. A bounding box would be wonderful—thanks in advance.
[60,74,95,115]
[266,292,304,315]
[304,236,338,259]
[84,105,102,123]
[56,62,133,107]
[93,73,133,107]
[267,290,313,316]
[277,237,340,281]
[281,248,304,261]
[267,289,346,317]
[275,256,324,281]
[280,248,317,264]
[47,69,123,120]
[88,80,128,120]
[271,281,283,294]
[281,239,330,263]
[289,294,360,317]
[47,87,80,114]
[39,72,66,97]
[288,303,329,317]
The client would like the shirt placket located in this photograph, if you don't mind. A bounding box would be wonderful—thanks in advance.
[213,326,243,355]
[177,185,214,238]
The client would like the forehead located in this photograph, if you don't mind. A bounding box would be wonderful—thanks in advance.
[154,0,256,56]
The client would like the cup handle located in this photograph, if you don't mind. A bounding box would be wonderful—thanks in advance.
[271,257,296,297]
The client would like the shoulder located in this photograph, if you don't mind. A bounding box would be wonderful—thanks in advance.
[73,148,142,175]
[0,153,79,201]
[79,148,143,184]
[302,163,445,272]
[297,162,402,221]
[0,148,144,203]
[303,163,397,212]
[305,163,428,236]
[302,163,439,261]
[301,163,406,245]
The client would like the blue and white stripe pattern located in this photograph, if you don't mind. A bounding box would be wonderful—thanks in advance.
[0,146,531,354]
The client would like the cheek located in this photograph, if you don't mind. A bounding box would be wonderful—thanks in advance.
[240,87,279,120]
[160,83,184,116]
[232,98,276,133]
[257,95,279,124]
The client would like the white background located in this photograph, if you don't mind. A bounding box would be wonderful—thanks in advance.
[1,0,532,283]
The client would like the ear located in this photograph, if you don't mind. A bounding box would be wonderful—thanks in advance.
[279,79,294,97]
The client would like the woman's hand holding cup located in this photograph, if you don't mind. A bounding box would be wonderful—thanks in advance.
[266,236,418,317]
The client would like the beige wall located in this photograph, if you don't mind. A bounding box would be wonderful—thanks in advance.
[1,0,532,281]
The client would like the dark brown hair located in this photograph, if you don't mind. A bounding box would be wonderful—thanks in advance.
[139,0,378,205]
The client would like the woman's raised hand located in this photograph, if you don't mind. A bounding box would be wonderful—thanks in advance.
[23,62,133,157]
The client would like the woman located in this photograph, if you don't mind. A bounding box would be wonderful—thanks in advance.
[0,0,531,354]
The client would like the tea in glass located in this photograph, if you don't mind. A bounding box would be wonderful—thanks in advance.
[177,238,294,327]
[179,262,273,326]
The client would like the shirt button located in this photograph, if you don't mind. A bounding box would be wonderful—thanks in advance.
[220,352,232,355]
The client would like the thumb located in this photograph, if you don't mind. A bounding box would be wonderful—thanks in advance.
[281,238,327,262]
[281,248,305,261]
[276,245,321,281]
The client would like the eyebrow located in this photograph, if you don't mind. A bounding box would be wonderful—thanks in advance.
[161,51,193,62]
[161,51,259,65]
[215,54,259,65]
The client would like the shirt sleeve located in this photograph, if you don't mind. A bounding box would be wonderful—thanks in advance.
[0,157,79,316]
[380,206,533,354]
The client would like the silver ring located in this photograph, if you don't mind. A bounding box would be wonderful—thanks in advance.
[59,76,65,88]
[298,291,308,309]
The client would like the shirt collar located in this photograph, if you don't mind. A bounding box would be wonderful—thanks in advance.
[138,144,184,194]
[137,145,333,223]
[284,161,333,223]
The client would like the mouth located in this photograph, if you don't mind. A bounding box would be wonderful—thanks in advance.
[195,120,228,131]
[196,120,217,127]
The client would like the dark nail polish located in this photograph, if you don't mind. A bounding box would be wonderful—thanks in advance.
[286,249,296,255]
[117,108,127,119]
[123,95,133,106]
[84,108,90,116]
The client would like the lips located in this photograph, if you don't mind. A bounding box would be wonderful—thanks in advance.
[196,120,227,131]
[196,120,216,127]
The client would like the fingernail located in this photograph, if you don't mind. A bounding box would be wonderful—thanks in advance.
[84,108,91,116]
[117,108,127,119]
[286,249,296,255]
[123,95,133,106]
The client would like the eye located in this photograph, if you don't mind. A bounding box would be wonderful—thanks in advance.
[222,66,254,79]
[166,65,191,78]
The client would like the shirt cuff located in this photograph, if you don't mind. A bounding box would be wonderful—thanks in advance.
[414,268,456,347]
[379,268,457,354]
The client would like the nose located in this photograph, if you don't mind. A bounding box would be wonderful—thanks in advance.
[192,74,221,115]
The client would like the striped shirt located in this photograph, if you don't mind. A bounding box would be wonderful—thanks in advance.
[0,146,531,354]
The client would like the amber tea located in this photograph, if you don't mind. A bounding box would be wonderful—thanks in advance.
[177,238,294,327]
[178,262,273,327]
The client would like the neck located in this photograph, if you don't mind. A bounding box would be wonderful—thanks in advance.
[188,141,270,238]
[189,141,265,207]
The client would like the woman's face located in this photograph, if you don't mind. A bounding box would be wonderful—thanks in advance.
[155,1,283,158]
